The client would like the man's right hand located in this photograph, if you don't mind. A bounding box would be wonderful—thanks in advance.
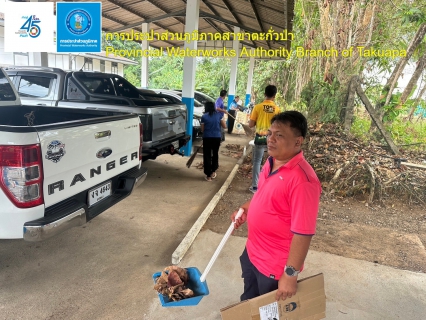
[231,209,247,229]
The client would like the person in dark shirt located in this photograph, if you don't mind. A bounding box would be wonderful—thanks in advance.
[228,95,240,134]
[215,89,228,142]
[201,102,227,181]
[215,89,228,115]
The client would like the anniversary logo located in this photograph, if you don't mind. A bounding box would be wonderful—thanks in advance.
[16,14,42,38]
[4,1,55,52]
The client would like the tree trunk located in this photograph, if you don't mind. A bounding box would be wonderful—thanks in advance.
[408,82,426,121]
[381,23,426,109]
[343,76,359,132]
[356,84,401,156]
[399,51,426,105]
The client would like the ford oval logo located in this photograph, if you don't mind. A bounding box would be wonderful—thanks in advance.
[96,148,112,159]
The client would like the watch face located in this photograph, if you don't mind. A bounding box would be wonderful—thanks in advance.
[285,266,295,276]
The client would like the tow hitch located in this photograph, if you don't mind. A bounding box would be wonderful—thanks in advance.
[170,145,184,157]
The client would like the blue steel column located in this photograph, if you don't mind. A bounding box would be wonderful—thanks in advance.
[227,27,240,110]
[182,0,200,156]
[245,56,255,106]
[140,23,149,88]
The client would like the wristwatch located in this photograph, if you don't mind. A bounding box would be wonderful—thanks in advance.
[284,265,300,277]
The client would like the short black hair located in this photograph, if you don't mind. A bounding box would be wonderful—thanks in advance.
[264,85,277,98]
[271,111,308,138]
[220,89,227,97]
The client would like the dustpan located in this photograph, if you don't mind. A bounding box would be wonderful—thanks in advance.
[153,208,244,307]
[152,267,209,307]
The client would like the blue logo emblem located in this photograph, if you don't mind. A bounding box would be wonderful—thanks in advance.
[20,15,41,38]
[66,9,91,35]
[57,2,101,52]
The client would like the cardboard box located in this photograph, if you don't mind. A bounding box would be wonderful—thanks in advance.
[220,273,325,320]
[233,111,250,135]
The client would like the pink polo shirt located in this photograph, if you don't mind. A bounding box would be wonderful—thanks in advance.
[246,151,321,279]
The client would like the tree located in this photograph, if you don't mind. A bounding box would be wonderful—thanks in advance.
[407,79,426,120]
[380,23,426,110]
[399,50,426,105]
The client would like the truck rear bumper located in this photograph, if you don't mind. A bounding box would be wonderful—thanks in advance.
[23,165,148,241]
[142,134,191,161]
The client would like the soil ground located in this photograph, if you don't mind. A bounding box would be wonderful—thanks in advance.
[203,142,426,273]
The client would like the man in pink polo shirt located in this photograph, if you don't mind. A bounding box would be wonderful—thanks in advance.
[231,111,321,301]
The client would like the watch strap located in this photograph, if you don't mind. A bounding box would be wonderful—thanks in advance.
[285,265,300,276]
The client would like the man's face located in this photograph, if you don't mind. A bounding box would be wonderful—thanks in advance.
[235,97,240,102]
[267,121,303,160]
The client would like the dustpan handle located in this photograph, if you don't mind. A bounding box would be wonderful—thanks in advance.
[200,208,244,282]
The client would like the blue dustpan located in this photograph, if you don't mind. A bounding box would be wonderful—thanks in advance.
[152,267,209,307]
[153,209,244,307]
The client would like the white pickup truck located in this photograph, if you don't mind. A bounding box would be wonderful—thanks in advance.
[0,68,147,241]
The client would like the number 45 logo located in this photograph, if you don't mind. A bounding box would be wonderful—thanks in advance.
[21,15,41,38]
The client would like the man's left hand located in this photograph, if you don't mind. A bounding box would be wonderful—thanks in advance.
[275,274,298,301]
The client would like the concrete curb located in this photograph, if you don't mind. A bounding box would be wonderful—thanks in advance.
[172,144,253,265]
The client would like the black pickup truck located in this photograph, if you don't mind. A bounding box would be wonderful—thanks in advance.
[5,67,190,161]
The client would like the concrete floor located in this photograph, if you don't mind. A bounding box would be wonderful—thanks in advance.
[1,132,425,320]
[147,230,426,320]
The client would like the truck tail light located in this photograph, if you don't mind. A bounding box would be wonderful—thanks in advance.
[139,123,143,160]
[0,144,44,208]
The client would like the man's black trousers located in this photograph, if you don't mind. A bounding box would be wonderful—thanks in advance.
[240,247,279,301]
[228,110,236,134]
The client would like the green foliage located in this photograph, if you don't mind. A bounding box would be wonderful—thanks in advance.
[381,87,418,122]
[386,118,426,147]
[148,56,184,89]
[287,100,308,115]
[396,4,426,25]
[350,116,372,142]
[124,65,141,87]
[250,60,289,106]
[350,114,426,149]
[300,78,344,122]
[274,92,287,111]
[381,92,404,122]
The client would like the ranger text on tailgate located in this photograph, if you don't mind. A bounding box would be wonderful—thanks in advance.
[0,68,147,241]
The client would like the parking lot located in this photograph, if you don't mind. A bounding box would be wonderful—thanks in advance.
[0,134,250,320]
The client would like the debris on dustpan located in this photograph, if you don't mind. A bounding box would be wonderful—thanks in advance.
[154,266,194,301]
[152,209,244,308]
[153,266,209,307]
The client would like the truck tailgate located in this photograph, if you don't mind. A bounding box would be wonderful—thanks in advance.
[151,104,187,141]
[38,118,140,207]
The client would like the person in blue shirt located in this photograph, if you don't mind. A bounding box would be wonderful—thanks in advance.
[228,95,240,134]
[201,102,227,181]
[215,89,228,142]
[215,89,228,115]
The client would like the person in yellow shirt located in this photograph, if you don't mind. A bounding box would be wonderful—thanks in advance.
[248,85,281,193]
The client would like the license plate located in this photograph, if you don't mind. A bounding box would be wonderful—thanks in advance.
[88,181,111,207]
[172,140,179,149]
